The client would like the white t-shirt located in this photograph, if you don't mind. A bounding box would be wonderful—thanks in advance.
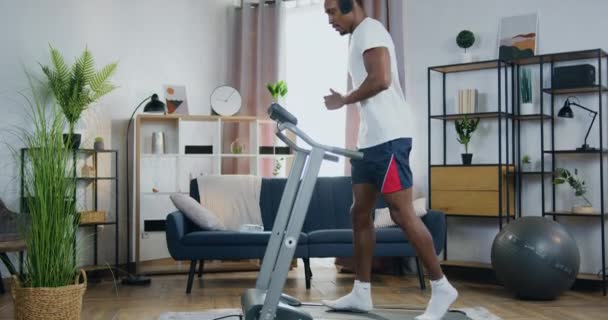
[348,17,408,149]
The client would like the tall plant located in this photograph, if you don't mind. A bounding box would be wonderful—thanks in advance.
[40,45,118,138]
[16,72,80,288]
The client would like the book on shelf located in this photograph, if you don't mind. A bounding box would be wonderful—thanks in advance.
[458,89,478,114]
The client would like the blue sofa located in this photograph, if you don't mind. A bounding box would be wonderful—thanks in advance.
[165,176,446,294]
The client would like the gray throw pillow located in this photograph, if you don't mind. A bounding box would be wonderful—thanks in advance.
[170,193,226,231]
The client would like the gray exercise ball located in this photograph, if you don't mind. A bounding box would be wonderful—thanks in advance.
[491,217,580,300]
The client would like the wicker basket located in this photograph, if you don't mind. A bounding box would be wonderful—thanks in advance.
[11,269,87,320]
[79,210,106,224]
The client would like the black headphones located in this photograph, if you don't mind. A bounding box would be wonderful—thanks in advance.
[339,0,353,14]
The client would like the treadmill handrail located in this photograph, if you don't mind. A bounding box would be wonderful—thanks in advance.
[276,131,339,162]
[278,122,363,160]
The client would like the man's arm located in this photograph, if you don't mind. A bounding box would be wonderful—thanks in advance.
[343,47,391,105]
[325,47,391,109]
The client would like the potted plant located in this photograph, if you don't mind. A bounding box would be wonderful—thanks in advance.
[522,154,532,171]
[93,136,104,151]
[553,168,593,214]
[273,157,285,176]
[40,45,118,149]
[456,30,475,62]
[11,73,86,319]
[267,80,288,103]
[520,67,533,113]
[455,116,480,165]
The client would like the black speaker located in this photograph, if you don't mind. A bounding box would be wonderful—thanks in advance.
[339,0,353,14]
[553,64,596,89]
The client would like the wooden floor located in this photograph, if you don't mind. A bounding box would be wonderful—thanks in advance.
[0,258,606,319]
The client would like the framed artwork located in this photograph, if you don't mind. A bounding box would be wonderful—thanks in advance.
[163,84,189,115]
[498,13,538,61]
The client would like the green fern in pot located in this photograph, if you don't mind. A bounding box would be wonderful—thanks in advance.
[40,45,118,149]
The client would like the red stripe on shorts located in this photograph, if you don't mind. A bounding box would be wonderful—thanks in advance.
[382,154,402,194]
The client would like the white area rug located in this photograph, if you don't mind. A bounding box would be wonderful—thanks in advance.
[159,306,501,320]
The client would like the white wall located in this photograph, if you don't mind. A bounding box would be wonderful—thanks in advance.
[405,0,608,274]
[0,0,234,274]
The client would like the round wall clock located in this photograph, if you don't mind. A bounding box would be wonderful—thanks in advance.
[210,85,242,116]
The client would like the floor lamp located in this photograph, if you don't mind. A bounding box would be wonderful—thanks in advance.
[122,93,165,286]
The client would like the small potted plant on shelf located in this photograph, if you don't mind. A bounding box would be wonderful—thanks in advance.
[522,154,532,171]
[267,80,288,103]
[456,30,475,63]
[520,67,533,113]
[93,136,104,151]
[455,116,480,165]
[553,168,593,214]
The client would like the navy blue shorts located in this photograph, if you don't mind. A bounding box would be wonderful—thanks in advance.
[350,137,413,194]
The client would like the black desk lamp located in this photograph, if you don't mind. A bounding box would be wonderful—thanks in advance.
[558,96,598,151]
[122,94,166,286]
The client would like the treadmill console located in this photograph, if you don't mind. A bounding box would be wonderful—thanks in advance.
[268,103,298,126]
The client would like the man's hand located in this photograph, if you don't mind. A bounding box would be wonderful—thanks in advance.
[324,89,346,110]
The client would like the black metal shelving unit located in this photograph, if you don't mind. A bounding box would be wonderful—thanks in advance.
[20,148,119,269]
[428,48,608,295]
[523,49,607,295]
[427,59,518,262]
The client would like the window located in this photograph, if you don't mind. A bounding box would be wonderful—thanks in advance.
[284,3,349,177]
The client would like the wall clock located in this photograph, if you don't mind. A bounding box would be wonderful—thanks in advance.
[210,85,242,116]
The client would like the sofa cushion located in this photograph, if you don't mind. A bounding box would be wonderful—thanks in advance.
[308,227,409,244]
[181,231,308,246]
[170,193,226,231]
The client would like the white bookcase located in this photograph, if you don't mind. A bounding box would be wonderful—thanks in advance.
[133,114,293,272]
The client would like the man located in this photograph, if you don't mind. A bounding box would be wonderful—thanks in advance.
[321,1,458,319]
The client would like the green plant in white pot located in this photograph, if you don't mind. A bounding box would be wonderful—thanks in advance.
[456,30,475,62]
[40,45,118,149]
[553,168,593,214]
[10,73,86,319]
[267,80,288,104]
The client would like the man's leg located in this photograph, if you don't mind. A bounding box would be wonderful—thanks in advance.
[322,183,379,312]
[383,188,458,320]
[383,188,443,280]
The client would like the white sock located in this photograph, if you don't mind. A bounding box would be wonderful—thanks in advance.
[322,279,373,312]
[415,276,458,320]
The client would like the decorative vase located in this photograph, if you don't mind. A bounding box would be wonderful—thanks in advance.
[521,102,534,114]
[572,205,593,214]
[461,153,473,165]
[462,51,473,63]
[152,131,165,154]
[572,197,593,214]
[11,270,87,320]
[93,140,104,151]
[230,139,244,154]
